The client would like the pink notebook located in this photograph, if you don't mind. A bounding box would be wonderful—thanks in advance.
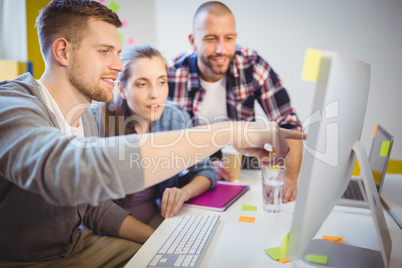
[184,182,249,211]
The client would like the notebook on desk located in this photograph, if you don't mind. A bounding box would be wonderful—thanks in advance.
[338,124,402,229]
[184,182,249,211]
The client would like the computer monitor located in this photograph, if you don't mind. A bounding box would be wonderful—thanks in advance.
[286,51,390,267]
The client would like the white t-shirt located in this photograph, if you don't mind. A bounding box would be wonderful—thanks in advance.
[198,76,228,125]
[36,80,84,137]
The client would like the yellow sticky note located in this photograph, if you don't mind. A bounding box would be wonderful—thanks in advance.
[301,48,322,81]
[281,233,289,259]
[264,247,282,260]
[380,141,391,157]
[108,1,119,12]
[242,204,257,211]
[238,216,255,223]
[323,236,344,242]
[305,254,328,264]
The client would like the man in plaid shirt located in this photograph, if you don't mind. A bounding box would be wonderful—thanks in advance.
[167,1,303,203]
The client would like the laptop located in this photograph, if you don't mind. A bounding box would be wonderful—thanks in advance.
[338,124,402,228]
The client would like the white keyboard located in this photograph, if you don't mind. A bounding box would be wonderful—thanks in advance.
[147,214,220,267]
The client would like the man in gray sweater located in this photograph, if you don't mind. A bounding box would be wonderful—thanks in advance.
[0,0,304,266]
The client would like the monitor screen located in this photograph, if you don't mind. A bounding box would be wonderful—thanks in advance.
[287,51,371,260]
[369,125,394,192]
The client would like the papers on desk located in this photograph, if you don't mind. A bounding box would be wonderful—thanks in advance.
[184,182,249,211]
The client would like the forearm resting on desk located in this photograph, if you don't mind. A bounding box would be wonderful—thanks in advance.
[118,215,155,243]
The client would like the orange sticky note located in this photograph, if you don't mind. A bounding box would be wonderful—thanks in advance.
[323,236,344,242]
[278,258,292,264]
[238,216,255,223]
[372,125,378,137]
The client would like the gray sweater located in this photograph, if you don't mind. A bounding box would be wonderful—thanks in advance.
[0,73,145,261]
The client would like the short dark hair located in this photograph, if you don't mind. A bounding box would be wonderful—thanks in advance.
[36,0,122,58]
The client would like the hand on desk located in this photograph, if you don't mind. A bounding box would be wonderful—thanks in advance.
[160,187,191,219]
[282,177,297,203]
[211,160,233,182]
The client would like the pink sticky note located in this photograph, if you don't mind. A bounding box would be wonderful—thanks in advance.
[127,37,135,45]
[98,0,105,3]
[121,20,127,27]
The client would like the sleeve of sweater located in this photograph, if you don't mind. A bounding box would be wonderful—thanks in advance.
[0,77,145,207]
[154,102,218,192]
[83,200,130,237]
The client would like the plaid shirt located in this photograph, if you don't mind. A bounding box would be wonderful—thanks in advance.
[167,45,302,130]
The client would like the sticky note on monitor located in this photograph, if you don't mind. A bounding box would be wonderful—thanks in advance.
[323,236,344,242]
[380,141,391,157]
[281,233,289,259]
[301,48,322,81]
[372,124,378,137]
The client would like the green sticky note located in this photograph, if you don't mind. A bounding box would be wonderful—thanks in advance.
[108,1,119,12]
[242,204,257,211]
[301,48,322,81]
[281,233,289,259]
[305,254,328,264]
[264,247,282,260]
[119,33,123,43]
[380,141,391,157]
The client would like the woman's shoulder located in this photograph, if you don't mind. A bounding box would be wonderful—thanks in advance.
[155,100,193,131]
[161,100,190,118]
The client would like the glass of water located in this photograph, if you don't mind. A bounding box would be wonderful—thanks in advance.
[262,166,286,213]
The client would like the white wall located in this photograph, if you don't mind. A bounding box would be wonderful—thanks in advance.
[117,0,156,50]
[0,0,27,61]
[152,0,402,160]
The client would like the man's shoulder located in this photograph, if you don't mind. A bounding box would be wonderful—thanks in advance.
[167,50,197,75]
[0,73,43,106]
[234,45,260,63]
[0,73,37,95]
[168,51,194,66]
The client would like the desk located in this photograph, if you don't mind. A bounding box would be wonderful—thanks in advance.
[126,170,402,268]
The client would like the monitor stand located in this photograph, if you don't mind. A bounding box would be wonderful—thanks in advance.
[302,140,392,268]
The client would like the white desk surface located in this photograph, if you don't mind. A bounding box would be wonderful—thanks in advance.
[126,170,402,268]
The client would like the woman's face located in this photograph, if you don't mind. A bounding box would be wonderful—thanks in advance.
[120,56,168,131]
